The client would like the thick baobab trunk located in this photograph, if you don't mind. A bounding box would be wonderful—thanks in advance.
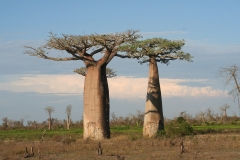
[83,65,110,140]
[143,58,164,137]
[101,64,110,137]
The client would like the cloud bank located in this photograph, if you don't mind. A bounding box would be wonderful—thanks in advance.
[0,74,228,99]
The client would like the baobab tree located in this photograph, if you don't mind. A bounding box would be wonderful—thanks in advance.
[119,38,193,137]
[219,104,230,121]
[66,104,72,130]
[219,65,240,108]
[25,30,140,140]
[45,106,54,130]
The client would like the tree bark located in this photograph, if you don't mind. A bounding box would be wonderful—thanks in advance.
[101,64,110,137]
[233,73,240,93]
[143,57,164,137]
[224,109,227,117]
[48,114,51,130]
[67,116,70,130]
[83,65,110,140]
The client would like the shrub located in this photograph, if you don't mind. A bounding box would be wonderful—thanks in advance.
[165,117,194,137]
[52,135,62,142]
[62,137,76,145]
[154,130,166,138]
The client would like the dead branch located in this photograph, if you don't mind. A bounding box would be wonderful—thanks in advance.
[180,141,185,154]
[24,147,34,158]
[97,142,102,156]
[38,149,40,159]
[106,154,125,160]
[117,155,125,160]
[41,130,46,142]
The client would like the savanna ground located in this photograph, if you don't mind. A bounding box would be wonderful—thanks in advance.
[1,126,240,160]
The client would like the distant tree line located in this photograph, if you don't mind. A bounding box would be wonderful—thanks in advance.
[1,106,239,130]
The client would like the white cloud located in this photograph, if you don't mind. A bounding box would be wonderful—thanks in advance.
[0,74,84,95]
[0,74,228,99]
[109,77,228,99]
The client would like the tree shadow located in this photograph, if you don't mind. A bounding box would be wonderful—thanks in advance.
[146,77,164,130]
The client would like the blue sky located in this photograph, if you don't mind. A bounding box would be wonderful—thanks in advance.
[0,1,240,123]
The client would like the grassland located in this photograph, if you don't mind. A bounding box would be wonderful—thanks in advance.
[1,125,240,159]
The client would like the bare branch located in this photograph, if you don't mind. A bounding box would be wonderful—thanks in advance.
[98,50,111,66]
[219,64,240,107]
[90,47,104,55]
[115,54,132,58]
[24,46,80,61]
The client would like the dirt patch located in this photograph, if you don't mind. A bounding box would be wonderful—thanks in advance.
[1,133,240,160]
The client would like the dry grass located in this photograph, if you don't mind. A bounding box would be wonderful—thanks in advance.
[1,133,240,160]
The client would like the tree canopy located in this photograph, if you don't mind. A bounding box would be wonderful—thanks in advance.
[119,38,193,64]
[24,30,141,66]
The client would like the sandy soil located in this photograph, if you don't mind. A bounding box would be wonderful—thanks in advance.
[1,133,240,160]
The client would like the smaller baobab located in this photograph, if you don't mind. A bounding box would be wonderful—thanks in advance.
[45,106,54,130]
[66,105,72,130]
[119,38,193,137]
[219,104,230,121]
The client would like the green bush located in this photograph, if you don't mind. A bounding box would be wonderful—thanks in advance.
[154,130,166,138]
[165,117,194,137]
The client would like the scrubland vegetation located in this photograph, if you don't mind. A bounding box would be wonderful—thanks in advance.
[1,109,240,159]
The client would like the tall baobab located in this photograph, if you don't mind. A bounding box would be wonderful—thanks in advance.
[45,106,54,130]
[66,105,72,130]
[119,38,193,137]
[25,30,140,140]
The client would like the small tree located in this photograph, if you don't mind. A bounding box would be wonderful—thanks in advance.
[45,106,54,130]
[196,111,205,123]
[205,108,215,122]
[119,38,192,137]
[219,65,240,114]
[219,104,230,121]
[2,117,9,129]
[66,104,72,130]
